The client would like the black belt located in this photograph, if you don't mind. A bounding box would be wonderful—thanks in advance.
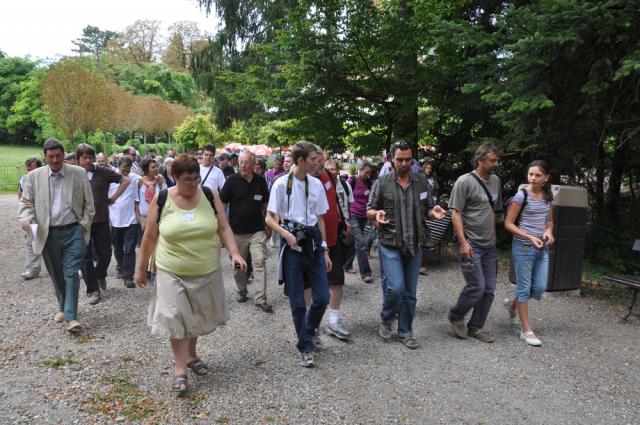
[49,222,78,230]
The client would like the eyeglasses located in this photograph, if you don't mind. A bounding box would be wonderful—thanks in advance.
[179,176,202,184]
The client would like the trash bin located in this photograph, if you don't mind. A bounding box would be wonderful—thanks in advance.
[509,185,589,291]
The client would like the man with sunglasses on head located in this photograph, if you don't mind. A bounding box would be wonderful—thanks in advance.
[266,141,331,368]
[367,140,446,349]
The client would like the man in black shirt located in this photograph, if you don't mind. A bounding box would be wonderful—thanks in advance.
[77,144,130,304]
[220,151,272,312]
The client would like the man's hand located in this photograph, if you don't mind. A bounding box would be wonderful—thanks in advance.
[19,218,31,232]
[283,230,298,248]
[324,251,332,272]
[460,240,474,260]
[344,221,352,237]
[429,205,447,220]
[375,210,389,224]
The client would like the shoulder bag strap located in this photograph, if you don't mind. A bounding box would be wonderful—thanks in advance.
[201,165,215,187]
[469,172,494,207]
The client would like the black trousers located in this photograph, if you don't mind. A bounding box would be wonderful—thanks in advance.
[83,221,112,293]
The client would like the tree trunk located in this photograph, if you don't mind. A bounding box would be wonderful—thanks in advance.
[393,0,418,149]
[607,143,626,219]
[594,138,606,220]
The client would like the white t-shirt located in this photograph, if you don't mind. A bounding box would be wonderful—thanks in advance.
[200,164,225,193]
[108,174,139,227]
[267,173,329,226]
[379,161,392,176]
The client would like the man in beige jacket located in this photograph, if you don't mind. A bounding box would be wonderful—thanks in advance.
[18,139,95,332]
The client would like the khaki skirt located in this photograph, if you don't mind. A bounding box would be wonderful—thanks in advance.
[148,268,228,339]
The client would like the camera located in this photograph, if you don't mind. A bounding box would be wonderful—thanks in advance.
[286,222,310,245]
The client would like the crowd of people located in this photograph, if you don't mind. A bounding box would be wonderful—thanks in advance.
[17,138,555,396]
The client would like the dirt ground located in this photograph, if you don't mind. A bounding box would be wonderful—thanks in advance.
[1,194,639,424]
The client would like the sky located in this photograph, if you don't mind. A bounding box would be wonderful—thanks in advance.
[0,0,218,60]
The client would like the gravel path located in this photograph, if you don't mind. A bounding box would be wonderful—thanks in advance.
[1,194,638,424]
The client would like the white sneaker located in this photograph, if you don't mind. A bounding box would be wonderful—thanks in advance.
[520,331,542,346]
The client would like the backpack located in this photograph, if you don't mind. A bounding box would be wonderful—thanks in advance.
[156,186,217,223]
[504,188,528,225]
[349,175,372,192]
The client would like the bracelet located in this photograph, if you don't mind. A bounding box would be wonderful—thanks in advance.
[321,240,328,249]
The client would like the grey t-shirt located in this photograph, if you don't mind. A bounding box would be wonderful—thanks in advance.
[448,171,502,247]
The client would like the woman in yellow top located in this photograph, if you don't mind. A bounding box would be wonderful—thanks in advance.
[135,154,246,397]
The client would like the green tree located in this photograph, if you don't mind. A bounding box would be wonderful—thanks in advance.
[174,114,222,150]
[72,25,118,62]
[6,67,56,143]
[106,61,199,107]
[0,54,36,143]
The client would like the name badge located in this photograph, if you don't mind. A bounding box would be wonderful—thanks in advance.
[254,194,263,201]
[420,191,429,201]
[364,190,370,196]
[181,213,195,222]
[324,180,332,190]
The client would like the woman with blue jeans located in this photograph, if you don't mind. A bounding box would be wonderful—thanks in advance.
[504,160,555,346]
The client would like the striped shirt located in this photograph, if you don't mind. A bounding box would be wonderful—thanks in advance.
[512,188,551,243]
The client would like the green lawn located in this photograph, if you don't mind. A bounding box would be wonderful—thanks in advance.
[0,145,43,192]
[0,145,42,166]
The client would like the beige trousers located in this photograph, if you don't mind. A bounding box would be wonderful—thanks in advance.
[234,231,268,304]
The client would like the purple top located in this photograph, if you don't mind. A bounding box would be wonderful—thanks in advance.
[349,177,372,217]
[265,167,285,184]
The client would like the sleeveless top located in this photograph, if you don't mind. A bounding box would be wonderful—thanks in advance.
[155,191,220,275]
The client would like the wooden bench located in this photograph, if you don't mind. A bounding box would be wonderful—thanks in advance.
[603,239,640,323]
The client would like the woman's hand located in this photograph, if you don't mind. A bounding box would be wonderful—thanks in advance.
[543,229,555,246]
[230,254,248,272]
[529,236,545,249]
[135,268,147,288]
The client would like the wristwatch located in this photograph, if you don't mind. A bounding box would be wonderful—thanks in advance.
[321,240,328,249]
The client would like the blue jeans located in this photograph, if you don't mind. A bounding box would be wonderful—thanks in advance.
[378,244,422,337]
[112,224,139,280]
[41,225,86,321]
[282,226,329,353]
[449,242,497,332]
[512,239,548,302]
[345,215,373,278]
